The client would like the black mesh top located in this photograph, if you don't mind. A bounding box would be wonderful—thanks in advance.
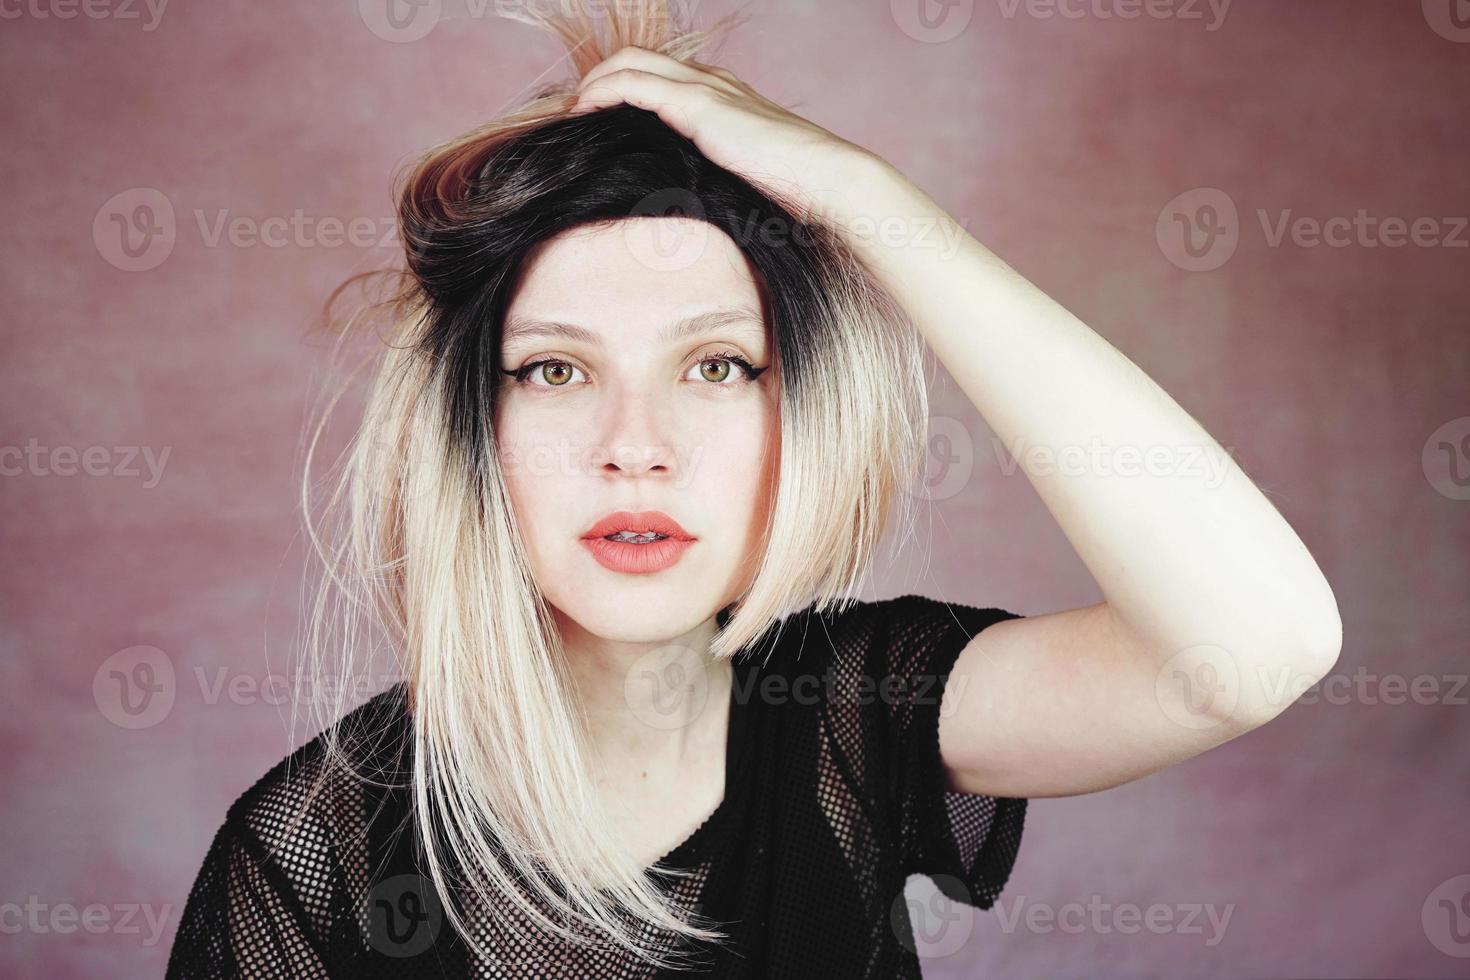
[166,594,1027,978]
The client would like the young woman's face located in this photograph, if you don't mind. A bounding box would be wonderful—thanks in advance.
[494,218,780,644]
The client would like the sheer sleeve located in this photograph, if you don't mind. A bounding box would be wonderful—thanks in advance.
[166,812,332,979]
[876,593,1028,910]
[167,687,414,977]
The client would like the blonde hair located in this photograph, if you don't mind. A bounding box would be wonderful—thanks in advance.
[294,0,933,969]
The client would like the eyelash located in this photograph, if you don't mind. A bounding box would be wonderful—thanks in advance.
[501,349,768,391]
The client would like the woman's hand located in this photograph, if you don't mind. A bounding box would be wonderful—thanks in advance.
[570,45,906,239]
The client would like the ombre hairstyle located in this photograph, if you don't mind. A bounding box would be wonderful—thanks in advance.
[297,0,932,969]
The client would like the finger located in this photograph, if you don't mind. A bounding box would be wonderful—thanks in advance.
[577,45,692,92]
[578,45,738,98]
[685,59,745,90]
[571,69,711,141]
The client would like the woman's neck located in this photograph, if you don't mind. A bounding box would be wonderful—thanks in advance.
[557,612,733,771]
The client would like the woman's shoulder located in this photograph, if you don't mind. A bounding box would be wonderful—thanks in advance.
[171,683,412,974]
[773,592,1023,677]
[218,680,411,862]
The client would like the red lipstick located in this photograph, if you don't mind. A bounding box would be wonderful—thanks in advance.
[580,510,696,574]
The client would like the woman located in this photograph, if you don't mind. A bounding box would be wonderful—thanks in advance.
[166,3,1342,977]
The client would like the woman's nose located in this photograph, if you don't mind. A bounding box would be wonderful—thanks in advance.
[595,390,680,478]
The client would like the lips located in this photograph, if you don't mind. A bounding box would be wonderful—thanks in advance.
[579,510,696,575]
[580,510,696,541]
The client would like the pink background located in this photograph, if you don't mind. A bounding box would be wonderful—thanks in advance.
[2,1,1467,977]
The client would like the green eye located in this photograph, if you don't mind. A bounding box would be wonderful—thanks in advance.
[536,362,575,386]
[686,353,765,385]
[699,358,731,382]
[511,359,585,387]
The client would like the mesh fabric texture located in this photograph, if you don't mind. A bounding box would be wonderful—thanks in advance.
[166,594,1027,978]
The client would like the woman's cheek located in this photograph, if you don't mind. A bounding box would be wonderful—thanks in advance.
[698,415,776,504]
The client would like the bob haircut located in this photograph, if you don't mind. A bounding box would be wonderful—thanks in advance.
[297,0,932,969]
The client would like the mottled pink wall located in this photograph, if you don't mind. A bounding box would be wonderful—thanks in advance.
[2,1,1466,977]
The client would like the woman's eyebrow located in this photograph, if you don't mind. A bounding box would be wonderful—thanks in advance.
[501,306,766,348]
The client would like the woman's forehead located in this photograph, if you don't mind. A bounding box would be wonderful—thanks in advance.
[504,220,770,346]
